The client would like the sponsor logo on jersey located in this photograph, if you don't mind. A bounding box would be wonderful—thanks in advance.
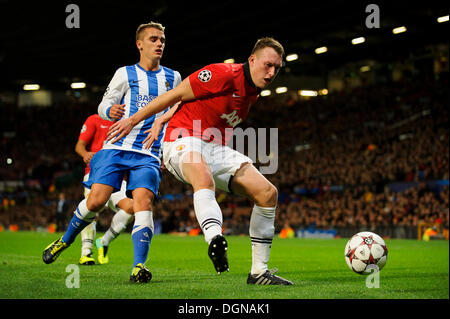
[220,110,243,127]
[137,94,157,108]
[80,124,87,133]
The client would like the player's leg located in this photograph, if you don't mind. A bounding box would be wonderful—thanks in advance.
[131,188,154,263]
[128,188,154,283]
[79,221,97,265]
[230,163,292,285]
[79,174,100,265]
[162,137,228,273]
[97,183,134,264]
[230,162,277,274]
[181,151,225,240]
[181,151,229,274]
[126,155,160,283]
[43,183,113,264]
[43,149,124,264]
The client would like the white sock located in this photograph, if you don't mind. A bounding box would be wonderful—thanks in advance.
[75,198,98,222]
[102,209,133,246]
[249,205,276,275]
[132,211,154,235]
[81,221,96,257]
[193,189,223,244]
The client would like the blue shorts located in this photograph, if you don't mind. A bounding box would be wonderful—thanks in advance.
[83,149,161,197]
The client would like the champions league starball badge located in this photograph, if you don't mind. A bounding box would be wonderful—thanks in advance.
[198,69,212,82]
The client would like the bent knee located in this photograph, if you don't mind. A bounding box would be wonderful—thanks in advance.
[86,197,107,212]
[182,161,215,191]
[118,198,134,214]
[132,191,154,212]
[266,184,278,206]
[193,173,215,190]
[256,184,278,207]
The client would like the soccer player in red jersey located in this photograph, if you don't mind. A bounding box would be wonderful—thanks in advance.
[109,37,293,285]
[76,113,134,265]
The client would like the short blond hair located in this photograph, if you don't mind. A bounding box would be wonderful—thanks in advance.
[136,21,165,41]
[251,37,284,58]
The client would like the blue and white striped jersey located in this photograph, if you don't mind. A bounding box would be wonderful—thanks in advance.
[98,63,182,162]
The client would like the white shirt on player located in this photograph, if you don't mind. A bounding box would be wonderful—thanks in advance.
[98,63,181,162]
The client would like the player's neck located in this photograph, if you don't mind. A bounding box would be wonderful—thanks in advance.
[138,58,160,72]
[243,62,261,93]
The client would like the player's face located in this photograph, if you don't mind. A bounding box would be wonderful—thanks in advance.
[249,47,282,88]
[137,27,166,62]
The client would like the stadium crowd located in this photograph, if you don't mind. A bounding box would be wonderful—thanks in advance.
[1,72,448,238]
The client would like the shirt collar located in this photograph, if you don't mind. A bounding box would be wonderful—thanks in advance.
[243,62,261,94]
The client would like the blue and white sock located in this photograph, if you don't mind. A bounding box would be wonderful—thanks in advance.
[131,210,154,267]
[62,199,97,245]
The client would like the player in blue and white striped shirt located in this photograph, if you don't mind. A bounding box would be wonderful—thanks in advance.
[43,21,181,283]
[98,60,181,160]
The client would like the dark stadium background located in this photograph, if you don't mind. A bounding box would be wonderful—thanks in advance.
[0,1,448,240]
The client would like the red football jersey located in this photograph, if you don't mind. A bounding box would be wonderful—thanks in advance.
[78,114,113,174]
[164,63,259,145]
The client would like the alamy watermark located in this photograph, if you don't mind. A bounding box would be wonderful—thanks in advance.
[365,265,380,288]
[167,120,279,174]
[66,264,80,288]
[365,4,380,29]
[65,4,80,29]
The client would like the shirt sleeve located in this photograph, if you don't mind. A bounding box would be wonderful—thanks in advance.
[188,64,235,99]
[166,71,182,111]
[174,70,182,88]
[98,67,128,120]
[78,116,96,145]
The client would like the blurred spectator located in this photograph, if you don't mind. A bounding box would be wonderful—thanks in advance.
[279,222,295,238]
[55,192,69,232]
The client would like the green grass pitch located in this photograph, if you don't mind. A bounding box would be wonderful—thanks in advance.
[0,231,448,299]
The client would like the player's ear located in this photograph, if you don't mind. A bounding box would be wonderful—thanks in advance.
[248,54,256,65]
[136,40,143,50]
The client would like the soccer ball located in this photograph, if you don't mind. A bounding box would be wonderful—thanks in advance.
[344,231,388,275]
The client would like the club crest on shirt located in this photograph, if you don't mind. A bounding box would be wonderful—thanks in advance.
[198,69,212,82]
[176,144,186,151]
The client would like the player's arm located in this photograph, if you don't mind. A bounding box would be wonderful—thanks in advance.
[142,102,181,149]
[75,139,95,164]
[108,78,195,144]
[98,68,127,121]
[76,117,95,164]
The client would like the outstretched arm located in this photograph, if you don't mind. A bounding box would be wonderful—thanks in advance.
[142,102,180,149]
[107,78,195,144]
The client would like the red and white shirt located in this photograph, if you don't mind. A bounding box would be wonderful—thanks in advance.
[78,114,113,174]
[164,63,260,145]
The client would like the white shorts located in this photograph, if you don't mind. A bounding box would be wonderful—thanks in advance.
[83,173,128,213]
[162,136,252,193]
